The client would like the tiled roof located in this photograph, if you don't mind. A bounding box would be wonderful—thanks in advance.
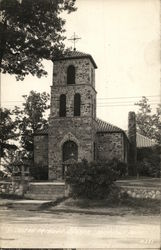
[34,120,156,148]
[125,131,156,148]
[53,50,97,69]
[34,128,48,135]
[96,118,123,132]
[136,133,156,148]
[34,118,124,135]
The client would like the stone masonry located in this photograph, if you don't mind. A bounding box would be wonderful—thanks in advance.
[48,54,97,180]
[97,132,128,162]
[34,51,131,180]
[34,135,48,167]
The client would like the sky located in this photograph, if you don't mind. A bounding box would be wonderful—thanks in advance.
[1,0,160,130]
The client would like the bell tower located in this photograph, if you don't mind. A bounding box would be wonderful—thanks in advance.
[48,51,97,180]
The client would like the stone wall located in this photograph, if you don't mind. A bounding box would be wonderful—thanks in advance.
[49,57,97,180]
[48,117,97,180]
[53,58,95,87]
[119,185,160,200]
[34,134,48,167]
[96,132,127,162]
[50,84,96,118]
[0,181,24,196]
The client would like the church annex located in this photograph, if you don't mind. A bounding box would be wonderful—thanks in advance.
[34,51,136,180]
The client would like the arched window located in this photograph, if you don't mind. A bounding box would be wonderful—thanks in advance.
[63,140,78,162]
[74,93,81,116]
[59,94,66,117]
[67,65,75,84]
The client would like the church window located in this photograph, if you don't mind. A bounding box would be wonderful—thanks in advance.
[63,140,78,162]
[67,65,75,84]
[74,93,81,116]
[59,94,66,117]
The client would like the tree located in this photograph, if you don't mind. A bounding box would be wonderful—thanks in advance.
[0,107,18,157]
[135,96,161,145]
[1,149,24,175]
[0,0,76,80]
[13,91,50,162]
[137,146,161,177]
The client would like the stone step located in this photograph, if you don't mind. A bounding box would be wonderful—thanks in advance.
[29,187,65,190]
[28,183,65,191]
[28,188,65,195]
[25,192,65,197]
[24,193,65,200]
[24,182,66,200]
[29,186,65,192]
[28,182,65,187]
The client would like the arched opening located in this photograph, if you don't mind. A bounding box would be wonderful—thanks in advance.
[74,93,81,116]
[59,94,66,117]
[67,65,75,84]
[62,140,78,162]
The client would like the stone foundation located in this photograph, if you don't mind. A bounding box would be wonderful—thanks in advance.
[96,132,128,162]
[0,181,24,196]
[119,185,161,200]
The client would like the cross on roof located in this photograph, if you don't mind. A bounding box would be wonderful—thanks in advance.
[68,32,81,51]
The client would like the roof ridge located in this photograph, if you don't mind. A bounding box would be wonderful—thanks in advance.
[65,50,90,55]
[53,50,97,68]
[96,118,123,131]
[136,133,156,141]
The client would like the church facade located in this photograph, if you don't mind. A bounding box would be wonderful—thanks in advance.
[34,51,134,180]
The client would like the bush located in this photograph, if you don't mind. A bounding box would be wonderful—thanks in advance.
[137,159,160,177]
[115,159,127,177]
[137,146,161,177]
[0,170,12,180]
[65,159,120,199]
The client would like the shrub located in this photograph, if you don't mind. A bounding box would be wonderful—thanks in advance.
[114,159,128,177]
[137,146,161,177]
[137,159,161,177]
[65,159,120,199]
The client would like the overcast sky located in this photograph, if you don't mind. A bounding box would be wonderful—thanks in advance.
[1,0,160,130]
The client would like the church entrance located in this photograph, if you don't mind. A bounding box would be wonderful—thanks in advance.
[62,140,78,178]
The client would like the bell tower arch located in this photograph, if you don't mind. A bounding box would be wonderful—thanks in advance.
[48,51,97,180]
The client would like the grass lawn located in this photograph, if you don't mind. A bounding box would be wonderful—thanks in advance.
[57,196,161,216]
[117,177,161,187]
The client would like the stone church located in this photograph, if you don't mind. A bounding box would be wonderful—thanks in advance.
[34,51,137,180]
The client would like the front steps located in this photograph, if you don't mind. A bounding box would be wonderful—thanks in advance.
[24,182,66,200]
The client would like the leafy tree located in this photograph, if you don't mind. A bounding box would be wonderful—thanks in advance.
[137,146,161,177]
[1,149,26,175]
[13,91,50,162]
[135,97,161,144]
[0,107,18,158]
[0,0,76,80]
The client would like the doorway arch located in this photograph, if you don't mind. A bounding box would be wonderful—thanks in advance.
[62,140,78,162]
[62,140,78,178]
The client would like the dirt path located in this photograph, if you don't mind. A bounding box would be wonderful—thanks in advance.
[0,208,160,248]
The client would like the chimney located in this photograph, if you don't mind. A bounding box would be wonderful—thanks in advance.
[128,112,137,175]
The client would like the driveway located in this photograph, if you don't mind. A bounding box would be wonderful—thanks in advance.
[0,207,160,248]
